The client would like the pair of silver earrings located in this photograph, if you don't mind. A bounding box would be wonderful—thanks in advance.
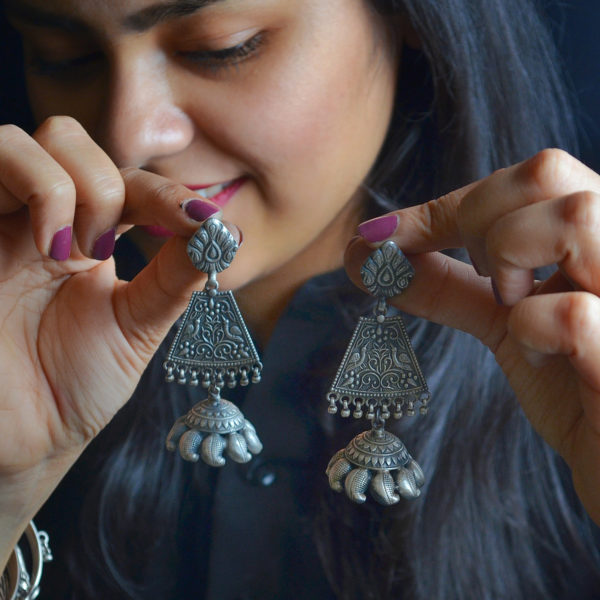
[163,218,429,505]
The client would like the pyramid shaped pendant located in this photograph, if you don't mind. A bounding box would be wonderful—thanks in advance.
[327,313,429,419]
[164,289,262,388]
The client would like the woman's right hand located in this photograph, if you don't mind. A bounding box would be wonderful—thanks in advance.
[0,117,222,562]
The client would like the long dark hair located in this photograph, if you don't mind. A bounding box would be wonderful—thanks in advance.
[4,0,600,598]
[317,2,600,599]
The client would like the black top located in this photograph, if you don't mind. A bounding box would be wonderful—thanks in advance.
[38,258,369,599]
[32,238,600,599]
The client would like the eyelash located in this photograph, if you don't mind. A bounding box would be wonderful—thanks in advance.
[28,33,264,80]
[28,52,104,79]
[177,33,265,74]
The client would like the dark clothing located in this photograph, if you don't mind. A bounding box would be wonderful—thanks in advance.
[39,266,366,599]
[34,240,600,599]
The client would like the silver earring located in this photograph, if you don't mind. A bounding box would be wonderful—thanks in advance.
[326,241,430,505]
[163,218,263,466]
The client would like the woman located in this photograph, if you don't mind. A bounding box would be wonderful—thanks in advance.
[1,0,600,598]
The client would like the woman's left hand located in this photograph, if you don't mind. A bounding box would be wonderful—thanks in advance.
[344,149,600,524]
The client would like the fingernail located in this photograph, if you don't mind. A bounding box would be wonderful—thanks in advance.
[358,215,398,243]
[92,228,116,261]
[223,221,242,246]
[49,226,72,261]
[182,199,220,222]
[491,278,504,306]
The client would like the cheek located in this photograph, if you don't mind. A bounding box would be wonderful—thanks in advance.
[202,35,395,204]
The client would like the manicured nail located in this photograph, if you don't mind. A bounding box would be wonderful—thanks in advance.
[92,228,116,261]
[49,226,72,261]
[358,214,398,243]
[182,199,220,222]
[491,278,504,306]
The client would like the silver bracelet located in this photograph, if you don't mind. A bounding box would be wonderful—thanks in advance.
[0,521,52,600]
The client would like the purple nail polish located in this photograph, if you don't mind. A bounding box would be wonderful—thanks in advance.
[491,278,504,306]
[183,199,220,222]
[358,215,398,243]
[92,228,116,261]
[49,226,72,261]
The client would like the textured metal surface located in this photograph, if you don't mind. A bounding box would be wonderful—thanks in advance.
[164,290,262,387]
[360,241,414,298]
[184,397,246,433]
[165,218,263,466]
[166,398,262,466]
[327,240,429,505]
[344,429,410,470]
[187,218,238,273]
[326,429,424,505]
[1,522,52,600]
[327,315,430,416]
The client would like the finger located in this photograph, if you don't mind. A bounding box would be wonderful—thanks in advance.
[33,117,124,260]
[344,237,507,350]
[120,168,222,235]
[0,181,23,214]
[507,291,600,404]
[486,191,600,304]
[0,124,76,258]
[112,235,216,367]
[359,150,600,270]
[458,149,600,274]
[357,181,479,250]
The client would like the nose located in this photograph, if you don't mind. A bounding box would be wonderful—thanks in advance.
[95,50,195,168]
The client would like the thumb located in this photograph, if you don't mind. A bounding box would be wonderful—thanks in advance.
[344,236,508,351]
[113,224,240,365]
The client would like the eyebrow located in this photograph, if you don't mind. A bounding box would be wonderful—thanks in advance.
[124,0,227,32]
[4,0,227,34]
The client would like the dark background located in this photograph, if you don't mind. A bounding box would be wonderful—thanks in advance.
[1,1,600,171]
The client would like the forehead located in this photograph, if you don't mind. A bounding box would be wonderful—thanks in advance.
[5,0,232,33]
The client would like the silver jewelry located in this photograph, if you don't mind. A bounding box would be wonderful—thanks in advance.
[326,241,430,505]
[0,521,52,600]
[163,218,263,466]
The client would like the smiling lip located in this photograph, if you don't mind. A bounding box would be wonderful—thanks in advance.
[186,176,247,208]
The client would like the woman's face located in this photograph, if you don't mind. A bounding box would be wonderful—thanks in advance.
[10,0,398,289]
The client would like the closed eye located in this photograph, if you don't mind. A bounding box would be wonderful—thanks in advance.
[176,32,264,74]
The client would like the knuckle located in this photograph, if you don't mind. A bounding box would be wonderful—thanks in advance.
[152,181,187,206]
[558,293,598,339]
[28,178,76,208]
[0,124,27,146]
[520,148,575,197]
[560,191,600,230]
[423,195,456,240]
[34,115,86,143]
[91,172,126,205]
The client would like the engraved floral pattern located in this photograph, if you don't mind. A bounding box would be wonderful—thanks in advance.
[330,315,429,401]
[167,290,260,370]
[187,218,238,273]
[360,241,415,298]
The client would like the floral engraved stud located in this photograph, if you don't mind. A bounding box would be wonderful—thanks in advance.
[360,241,415,298]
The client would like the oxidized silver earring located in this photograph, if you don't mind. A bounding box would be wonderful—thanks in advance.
[326,241,430,505]
[163,218,263,466]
